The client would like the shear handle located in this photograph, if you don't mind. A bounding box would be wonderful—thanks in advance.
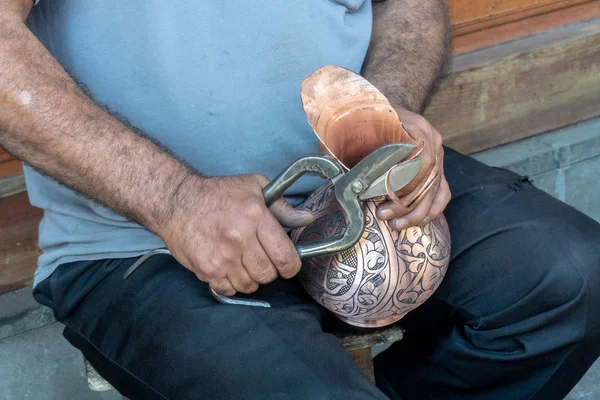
[123,249,271,308]
[262,155,342,206]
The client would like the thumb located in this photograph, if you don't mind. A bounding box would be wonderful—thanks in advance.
[269,197,314,228]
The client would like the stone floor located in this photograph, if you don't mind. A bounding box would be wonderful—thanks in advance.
[1,118,600,399]
[473,118,600,222]
[0,287,119,400]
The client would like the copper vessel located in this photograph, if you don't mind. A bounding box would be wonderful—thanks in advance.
[291,66,451,328]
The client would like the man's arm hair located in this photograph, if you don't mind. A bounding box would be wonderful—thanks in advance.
[362,0,451,113]
[0,6,200,235]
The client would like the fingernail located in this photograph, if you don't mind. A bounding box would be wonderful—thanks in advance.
[378,208,394,220]
[285,210,315,228]
[298,210,314,220]
[391,218,409,231]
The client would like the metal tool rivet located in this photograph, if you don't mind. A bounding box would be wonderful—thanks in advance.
[351,181,363,193]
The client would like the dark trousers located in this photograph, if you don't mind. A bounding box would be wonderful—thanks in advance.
[33,149,600,400]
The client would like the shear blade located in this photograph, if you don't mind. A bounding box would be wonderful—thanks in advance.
[359,157,422,200]
[335,143,417,193]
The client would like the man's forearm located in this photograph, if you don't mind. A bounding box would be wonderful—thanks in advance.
[0,14,195,235]
[362,0,451,113]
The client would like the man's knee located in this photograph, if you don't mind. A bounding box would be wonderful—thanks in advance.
[557,213,600,337]
[471,214,600,350]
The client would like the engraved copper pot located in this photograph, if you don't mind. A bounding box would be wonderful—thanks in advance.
[290,66,451,328]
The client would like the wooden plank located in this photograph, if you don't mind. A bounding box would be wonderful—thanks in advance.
[349,348,375,383]
[0,192,42,295]
[0,159,23,179]
[425,19,600,155]
[453,1,600,55]
[0,174,26,199]
[449,0,593,35]
[336,325,405,351]
[0,149,12,164]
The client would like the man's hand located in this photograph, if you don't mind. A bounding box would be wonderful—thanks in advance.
[160,174,313,296]
[375,108,451,231]
[361,0,451,229]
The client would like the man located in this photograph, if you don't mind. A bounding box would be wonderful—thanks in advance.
[1,0,599,399]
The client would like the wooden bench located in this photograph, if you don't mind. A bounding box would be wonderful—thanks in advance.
[333,323,405,383]
[84,324,405,398]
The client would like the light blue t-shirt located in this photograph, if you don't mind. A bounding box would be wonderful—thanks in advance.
[25,1,373,287]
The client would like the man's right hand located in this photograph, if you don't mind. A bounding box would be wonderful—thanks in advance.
[159,174,314,296]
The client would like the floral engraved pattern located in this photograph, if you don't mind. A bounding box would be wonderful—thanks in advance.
[291,182,451,328]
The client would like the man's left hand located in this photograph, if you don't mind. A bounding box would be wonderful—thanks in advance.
[375,107,451,231]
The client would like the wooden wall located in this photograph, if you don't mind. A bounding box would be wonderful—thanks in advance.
[0,148,22,180]
[450,0,596,34]
[450,0,600,54]
[426,18,600,154]
[0,193,41,294]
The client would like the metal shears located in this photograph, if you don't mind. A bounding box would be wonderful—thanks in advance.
[123,143,422,307]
